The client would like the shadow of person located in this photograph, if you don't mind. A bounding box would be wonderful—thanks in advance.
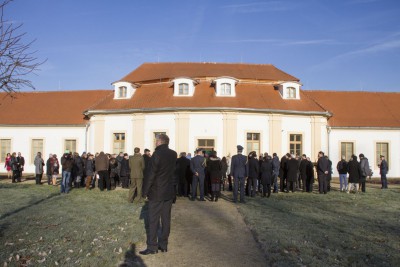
[119,243,147,267]
[140,201,150,245]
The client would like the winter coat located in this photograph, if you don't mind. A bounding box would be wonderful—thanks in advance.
[85,159,95,176]
[46,158,54,175]
[129,154,145,179]
[272,156,280,175]
[337,160,348,174]
[119,158,130,177]
[175,156,191,183]
[260,158,273,185]
[348,159,361,183]
[286,158,299,182]
[34,155,44,174]
[247,157,260,179]
[360,157,371,182]
[299,159,308,179]
[142,143,177,201]
[279,156,288,179]
[73,156,84,177]
[220,160,228,179]
[4,156,11,171]
[380,159,388,175]
[95,152,109,172]
[61,154,74,172]
[207,157,222,184]
[306,161,315,183]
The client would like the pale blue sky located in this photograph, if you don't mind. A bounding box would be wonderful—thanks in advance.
[7,0,400,92]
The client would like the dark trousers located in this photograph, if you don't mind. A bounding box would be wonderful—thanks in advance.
[318,174,327,194]
[306,177,313,192]
[248,177,258,197]
[178,178,188,197]
[359,180,366,192]
[301,175,307,192]
[233,176,245,203]
[280,176,287,192]
[381,173,388,189]
[12,170,20,183]
[287,181,296,192]
[120,175,129,188]
[228,175,233,191]
[35,173,43,184]
[272,173,278,192]
[262,183,271,197]
[192,175,205,199]
[98,170,110,191]
[47,174,52,185]
[147,199,173,251]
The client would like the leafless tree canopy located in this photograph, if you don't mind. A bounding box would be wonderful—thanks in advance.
[0,0,45,97]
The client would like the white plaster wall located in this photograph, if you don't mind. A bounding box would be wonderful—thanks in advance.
[102,115,134,154]
[188,113,224,155]
[329,129,400,178]
[281,116,313,158]
[236,114,269,155]
[0,126,86,174]
[144,114,176,151]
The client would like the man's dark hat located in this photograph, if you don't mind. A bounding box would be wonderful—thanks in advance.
[237,145,243,151]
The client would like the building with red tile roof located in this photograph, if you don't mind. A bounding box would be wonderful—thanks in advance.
[0,62,399,177]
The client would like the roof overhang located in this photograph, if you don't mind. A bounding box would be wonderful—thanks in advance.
[84,107,332,117]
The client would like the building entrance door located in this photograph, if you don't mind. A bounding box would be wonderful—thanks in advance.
[197,139,214,156]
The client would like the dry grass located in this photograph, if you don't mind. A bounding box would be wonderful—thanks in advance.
[0,179,146,266]
[237,182,400,266]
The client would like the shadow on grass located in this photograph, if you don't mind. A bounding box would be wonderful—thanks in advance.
[119,243,146,267]
[0,191,61,221]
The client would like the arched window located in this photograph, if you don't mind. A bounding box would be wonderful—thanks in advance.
[178,83,189,95]
[220,83,231,95]
[287,87,296,99]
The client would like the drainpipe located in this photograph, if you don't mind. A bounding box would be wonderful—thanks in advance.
[85,123,90,152]
[327,126,332,158]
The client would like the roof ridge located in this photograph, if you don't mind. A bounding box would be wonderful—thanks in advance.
[142,62,275,66]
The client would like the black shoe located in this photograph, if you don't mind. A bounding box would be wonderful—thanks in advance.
[158,246,168,253]
[215,198,218,202]
[139,249,158,255]
[190,197,195,201]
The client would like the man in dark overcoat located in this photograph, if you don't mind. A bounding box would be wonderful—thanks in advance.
[140,134,177,255]
[176,152,191,197]
[247,151,259,197]
[317,151,329,194]
[286,154,299,192]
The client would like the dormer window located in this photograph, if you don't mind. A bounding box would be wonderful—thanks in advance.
[287,87,296,99]
[277,82,301,100]
[178,83,189,95]
[112,81,139,99]
[173,78,197,97]
[220,83,232,95]
[118,86,127,98]
[214,77,237,97]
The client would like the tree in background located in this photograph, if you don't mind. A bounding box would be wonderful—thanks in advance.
[0,0,45,97]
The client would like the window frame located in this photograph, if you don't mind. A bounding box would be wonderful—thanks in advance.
[118,86,127,98]
[112,133,126,154]
[376,142,389,169]
[0,139,11,163]
[246,132,261,156]
[178,83,189,95]
[31,138,44,164]
[64,139,77,154]
[288,133,302,156]
[340,141,354,162]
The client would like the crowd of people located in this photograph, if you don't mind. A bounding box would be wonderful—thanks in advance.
[3,146,389,198]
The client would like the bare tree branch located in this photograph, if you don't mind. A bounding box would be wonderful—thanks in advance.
[0,0,46,98]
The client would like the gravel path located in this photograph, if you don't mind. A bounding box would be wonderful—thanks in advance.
[128,192,266,267]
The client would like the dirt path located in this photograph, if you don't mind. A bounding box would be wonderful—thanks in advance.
[134,192,267,267]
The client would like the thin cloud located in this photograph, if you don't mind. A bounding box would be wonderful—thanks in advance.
[221,1,292,13]
[211,38,341,46]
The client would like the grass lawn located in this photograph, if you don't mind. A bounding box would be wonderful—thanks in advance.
[237,184,400,267]
[0,180,146,267]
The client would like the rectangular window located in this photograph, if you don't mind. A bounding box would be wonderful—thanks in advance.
[119,86,127,98]
[0,139,11,162]
[197,139,215,155]
[113,133,125,154]
[289,134,302,156]
[287,87,296,99]
[340,142,354,161]
[376,142,389,168]
[179,83,189,95]
[65,139,76,153]
[31,139,43,164]
[221,83,231,95]
[247,133,260,156]
[153,132,166,149]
